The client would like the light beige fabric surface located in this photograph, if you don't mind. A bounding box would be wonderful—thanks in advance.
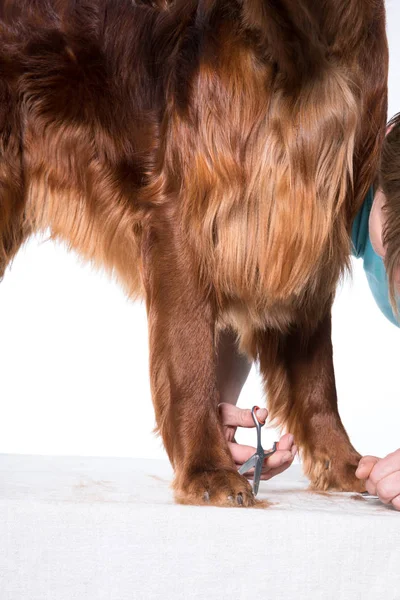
[1,454,400,600]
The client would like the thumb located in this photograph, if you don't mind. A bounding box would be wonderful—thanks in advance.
[356,456,379,480]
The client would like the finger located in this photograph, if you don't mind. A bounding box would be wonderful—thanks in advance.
[228,442,257,465]
[392,494,400,511]
[240,450,296,480]
[243,456,294,480]
[277,433,294,452]
[218,403,268,428]
[376,472,400,505]
[262,455,295,480]
[263,463,293,480]
[231,435,296,466]
[234,441,298,474]
[355,456,379,480]
[264,449,293,470]
[235,447,294,476]
[368,450,400,487]
[229,437,295,470]
[365,478,378,497]
[262,435,295,471]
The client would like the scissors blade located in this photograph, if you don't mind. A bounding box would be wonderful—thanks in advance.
[361,492,380,500]
[253,455,263,496]
[238,454,257,476]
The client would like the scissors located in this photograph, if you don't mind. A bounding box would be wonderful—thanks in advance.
[238,406,278,496]
[361,492,380,500]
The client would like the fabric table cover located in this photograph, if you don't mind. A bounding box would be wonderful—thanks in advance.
[1,454,399,600]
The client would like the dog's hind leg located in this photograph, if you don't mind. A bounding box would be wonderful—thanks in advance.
[141,217,255,507]
[257,312,364,492]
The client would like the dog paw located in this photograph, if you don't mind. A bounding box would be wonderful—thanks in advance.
[306,451,365,493]
[174,469,255,507]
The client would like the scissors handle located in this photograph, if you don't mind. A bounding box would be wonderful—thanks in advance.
[251,406,264,454]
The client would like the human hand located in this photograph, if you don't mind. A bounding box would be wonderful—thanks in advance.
[218,403,297,480]
[356,450,400,510]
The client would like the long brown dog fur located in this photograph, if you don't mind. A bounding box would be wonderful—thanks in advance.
[0,0,389,506]
[380,112,400,311]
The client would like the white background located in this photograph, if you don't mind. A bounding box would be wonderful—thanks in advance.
[0,1,399,461]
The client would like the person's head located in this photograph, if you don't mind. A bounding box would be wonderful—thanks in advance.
[372,114,400,310]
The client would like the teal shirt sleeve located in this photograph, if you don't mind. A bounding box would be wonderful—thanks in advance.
[351,188,399,327]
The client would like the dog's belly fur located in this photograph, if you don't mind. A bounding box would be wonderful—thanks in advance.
[23,169,330,336]
[25,166,144,298]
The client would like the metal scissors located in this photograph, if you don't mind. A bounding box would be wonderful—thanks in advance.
[238,406,278,496]
[361,492,380,500]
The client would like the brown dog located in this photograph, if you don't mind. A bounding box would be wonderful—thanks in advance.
[0,0,388,506]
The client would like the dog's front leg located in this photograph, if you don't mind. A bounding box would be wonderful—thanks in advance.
[258,312,364,492]
[141,221,254,507]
